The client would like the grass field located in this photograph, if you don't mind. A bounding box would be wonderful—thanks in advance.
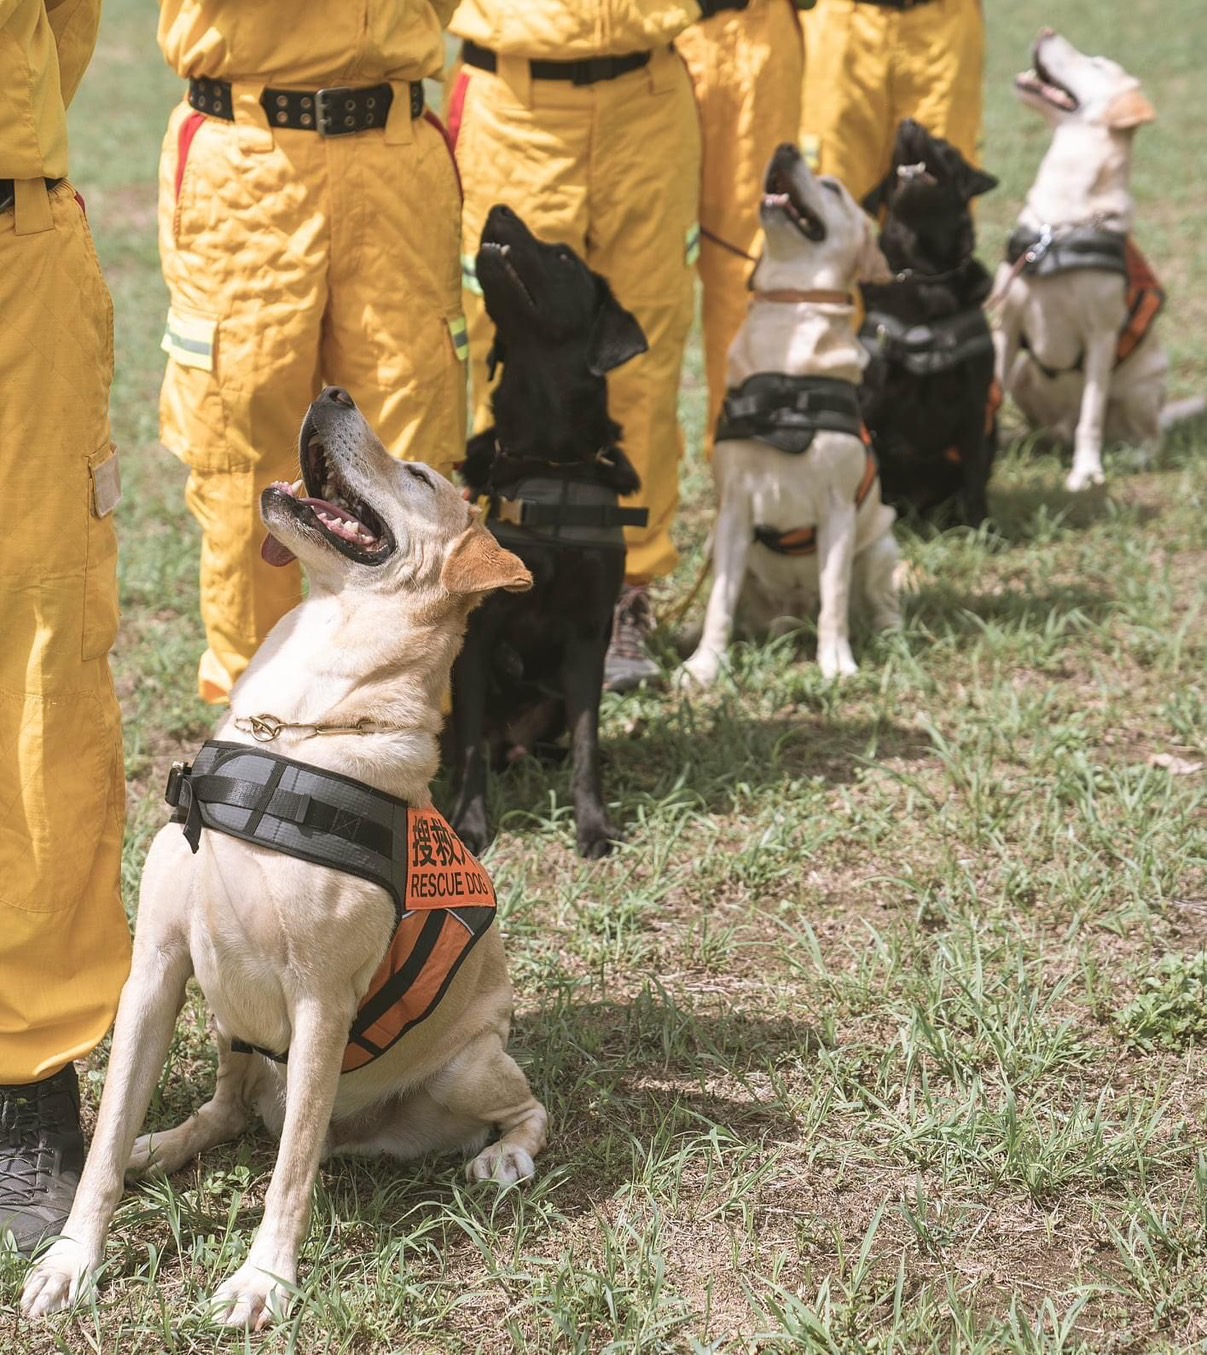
[3,0,1206,1351]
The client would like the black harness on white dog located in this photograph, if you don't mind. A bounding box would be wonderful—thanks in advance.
[715,374,864,455]
[859,308,994,376]
[164,742,496,1073]
[1006,224,1129,281]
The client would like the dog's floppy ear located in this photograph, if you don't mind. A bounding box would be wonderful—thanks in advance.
[961,165,999,200]
[856,223,893,285]
[1104,87,1156,130]
[861,171,894,217]
[441,525,532,596]
[587,279,649,376]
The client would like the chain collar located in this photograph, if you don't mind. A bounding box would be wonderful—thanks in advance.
[233,714,398,742]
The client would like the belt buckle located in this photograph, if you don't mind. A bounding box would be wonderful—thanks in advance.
[315,86,362,137]
[494,498,524,526]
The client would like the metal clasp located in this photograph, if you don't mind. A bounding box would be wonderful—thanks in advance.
[242,714,285,742]
[315,87,361,137]
[1025,225,1054,266]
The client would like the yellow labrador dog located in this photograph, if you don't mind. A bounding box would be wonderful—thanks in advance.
[22,388,545,1329]
[681,144,900,687]
[993,30,1169,491]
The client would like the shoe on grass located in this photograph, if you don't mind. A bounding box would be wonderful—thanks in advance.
[604,584,661,693]
[0,1063,83,1256]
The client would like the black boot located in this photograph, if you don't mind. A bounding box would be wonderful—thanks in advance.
[0,1064,83,1255]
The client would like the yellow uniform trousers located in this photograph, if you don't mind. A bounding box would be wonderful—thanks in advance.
[678,0,803,452]
[452,46,701,583]
[158,95,466,703]
[799,0,985,205]
[0,180,131,1084]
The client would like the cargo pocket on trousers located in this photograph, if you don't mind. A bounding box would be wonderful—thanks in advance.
[83,442,121,661]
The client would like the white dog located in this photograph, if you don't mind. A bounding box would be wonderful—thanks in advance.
[993,29,1169,491]
[681,144,900,686]
[22,388,544,1329]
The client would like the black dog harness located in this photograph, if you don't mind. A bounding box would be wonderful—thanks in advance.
[859,308,994,376]
[716,374,864,455]
[487,475,648,551]
[1005,227,1165,378]
[165,742,496,1073]
[1006,224,1129,281]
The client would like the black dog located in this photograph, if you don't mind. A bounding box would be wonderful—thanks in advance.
[449,205,648,859]
[858,120,999,526]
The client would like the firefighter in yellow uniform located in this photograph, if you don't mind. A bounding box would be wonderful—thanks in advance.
[448,0,748,691]
[0,0,132,1253]
[677,0,805,452]
[799,0,985,205]
[157,1,467,704]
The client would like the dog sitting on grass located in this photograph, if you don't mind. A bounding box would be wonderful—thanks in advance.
[449,205,649,859]
[22,389,545,1329]
[680,144,900,687]
[859,119,1000,527]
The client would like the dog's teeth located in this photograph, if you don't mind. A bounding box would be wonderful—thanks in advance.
[291,479,303,495]
[500,244,510,257]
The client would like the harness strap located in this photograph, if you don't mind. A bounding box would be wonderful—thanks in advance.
[1005,224,1129,280]
[717,374,864,455]
[753,450,879,557]
[860,307,993,376]
[490,497,649,530]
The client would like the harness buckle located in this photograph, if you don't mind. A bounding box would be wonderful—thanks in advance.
[1025,225,1053,266]
[165,760,191,809]
[493,498,525,526]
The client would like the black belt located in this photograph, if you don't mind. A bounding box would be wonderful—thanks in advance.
[461,40,651,86]
[0,177,64,214]
[187,78,422,135]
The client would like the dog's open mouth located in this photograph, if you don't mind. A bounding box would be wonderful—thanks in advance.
[261,422,393,568]
[763,163,826,242]
[895,161,937,188]
[1016,47,1080,111]
[479,240,537,311]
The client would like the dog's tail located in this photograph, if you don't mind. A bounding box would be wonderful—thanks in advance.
[1159,395,1207,433]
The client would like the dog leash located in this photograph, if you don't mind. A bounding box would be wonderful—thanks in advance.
[751,288,853,305]
[699,225,757,263]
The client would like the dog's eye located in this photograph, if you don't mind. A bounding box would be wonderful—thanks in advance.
[406,464,434,490]
[555,248,574,265]
[821,180,842,196]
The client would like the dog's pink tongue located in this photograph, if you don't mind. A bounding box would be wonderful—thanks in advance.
[261,533,297,567]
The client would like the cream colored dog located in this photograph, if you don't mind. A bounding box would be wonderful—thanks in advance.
[681,144,900,687]
[993,30,1168,492]
[22,388,545,1329]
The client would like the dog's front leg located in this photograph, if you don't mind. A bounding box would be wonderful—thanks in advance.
[1067,331,1118,491]
[21,941,193,1319]
[127,1028,265,1178]
[562,635,617,858]
[680,491,752,688]
[815,492,859,679]
[206,1001,349,1330]
[449,634,493,856]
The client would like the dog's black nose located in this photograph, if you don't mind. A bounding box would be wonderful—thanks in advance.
[322,386,355,408]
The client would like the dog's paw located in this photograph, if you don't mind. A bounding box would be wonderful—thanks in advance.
[1065,463,1105,492]
[676,655,720,691]
[817,640,858,680]
[207,1262,295,1330]
[21,1239,98,1319]
[466,1142,536,1186]
[577,825,618,860]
